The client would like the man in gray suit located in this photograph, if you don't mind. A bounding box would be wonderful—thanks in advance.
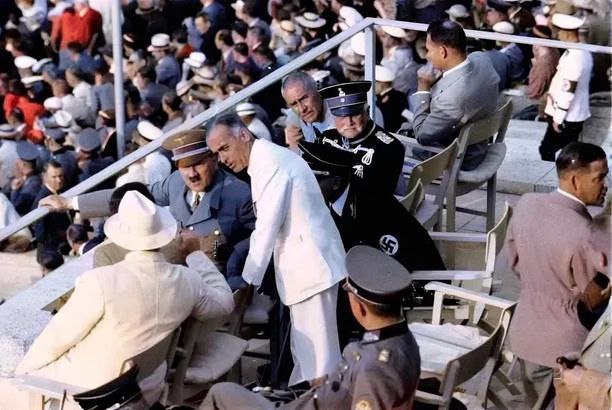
[39,130,255,288]
[410,20,500,170]
[506,142,608,409]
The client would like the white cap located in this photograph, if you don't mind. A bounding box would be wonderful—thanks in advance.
[551,13,585,30]
[375,65,394,82]
[21,76,43,86]
[231,0,244,11]
[492,21,515,34]
[445,4,470,20]
[147,33,170,51]
[350,32,366,56]
[185,52,206,68]
[338,6,363,31]
[44,97,62,111]
[32,58,53,74]
[381,25,406,39]
[54,110,73,128]
[15,55,37,70]
[137,120,163,141]
[236,102,257,116]
[176,79,193,97]
[310,70,331,83]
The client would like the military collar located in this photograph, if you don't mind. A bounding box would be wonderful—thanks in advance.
[343,120,376,147]
[362,320,407,343]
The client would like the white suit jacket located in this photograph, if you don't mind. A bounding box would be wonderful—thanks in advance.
[243,139,347,305]
[16,251,234,390]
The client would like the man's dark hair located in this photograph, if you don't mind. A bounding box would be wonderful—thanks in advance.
[67,41,84,53]
[109,183,155,214]
[427,19,467,53]
[233,42,249,57]
[37,248,64,270]
[137,65,156,82]
[556,142,606,176]
[67,223,89,244]
[252,45,276,63]
[248,26,270,46]
[43,159,63,173]
[242,0,258,16]
[95,61,110,76]
[232,21,248,38]
[216,29,234,47]
[195,11,210,22]
[66,67,85,82]
[162,91,182,111]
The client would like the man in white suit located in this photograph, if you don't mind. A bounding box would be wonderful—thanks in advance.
[206,113,347,386]
[16,191,234,403]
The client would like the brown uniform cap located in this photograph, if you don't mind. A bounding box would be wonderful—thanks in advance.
[162,129,212,167]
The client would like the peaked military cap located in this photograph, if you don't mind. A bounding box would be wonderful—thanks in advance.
[162,129,211,167]
[487,0,512,12]
[44,127,67,141]
[77,128,102,152]
[319,81,372,117]
[16,141,39,162]
[344,245,412,305]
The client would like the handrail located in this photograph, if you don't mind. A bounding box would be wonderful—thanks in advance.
[1,17,610,242]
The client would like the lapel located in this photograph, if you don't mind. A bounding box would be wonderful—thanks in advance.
[581,304,610,355]
[431,60,472,99]
[187,170,225,226]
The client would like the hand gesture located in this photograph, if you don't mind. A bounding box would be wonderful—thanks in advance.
[39,195,73,212]
[285,125,303,150]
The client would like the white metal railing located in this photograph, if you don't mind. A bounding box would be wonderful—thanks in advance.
[0,17,610,242]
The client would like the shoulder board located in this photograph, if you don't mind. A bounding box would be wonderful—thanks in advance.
[376,131,394,145]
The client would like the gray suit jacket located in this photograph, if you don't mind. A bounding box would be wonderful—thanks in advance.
[410,52,500,170]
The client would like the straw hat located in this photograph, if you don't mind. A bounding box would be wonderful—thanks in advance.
[104,191,178,251]
[185,52,207,69]
[295,12,326,29]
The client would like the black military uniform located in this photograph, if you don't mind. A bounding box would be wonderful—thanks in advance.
[298,82,445,346]
[44,127,78,188]
[297,81,405,244]
[200,245,421,410]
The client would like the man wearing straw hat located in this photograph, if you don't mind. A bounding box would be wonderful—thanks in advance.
[17,190,234,405]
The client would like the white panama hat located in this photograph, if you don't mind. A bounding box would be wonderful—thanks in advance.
[137,120,163,141]
[104,191,178,251]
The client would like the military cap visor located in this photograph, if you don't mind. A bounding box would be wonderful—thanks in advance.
[319,81,371,117]
[344,245,413,305]
[162,130,214,164]
[77,128,102,152]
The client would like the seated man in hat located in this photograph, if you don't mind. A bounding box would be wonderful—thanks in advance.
[410,20,499,170]
[16,191,234,405]
[199,245,421,410]
[39,130,255,289]
[4,141,42,215]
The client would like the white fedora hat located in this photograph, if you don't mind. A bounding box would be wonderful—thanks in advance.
[185,51,207,69]
[147,33,171,52]
[104,191,178,251]
[381,25,406,39]
[338,6,363,31]
[295,12,326,29]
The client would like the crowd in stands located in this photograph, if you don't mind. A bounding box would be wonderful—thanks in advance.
[0,0,610,408]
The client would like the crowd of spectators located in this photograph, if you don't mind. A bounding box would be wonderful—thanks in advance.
[0,0,610,408]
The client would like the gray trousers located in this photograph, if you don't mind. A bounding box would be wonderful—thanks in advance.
[518,359,555,410]
[199,382,276,410]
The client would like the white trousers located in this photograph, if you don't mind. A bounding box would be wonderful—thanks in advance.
[288,283,342,386]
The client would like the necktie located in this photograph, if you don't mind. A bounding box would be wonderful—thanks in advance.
[192,192,201,211]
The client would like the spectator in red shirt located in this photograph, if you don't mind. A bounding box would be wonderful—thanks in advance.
[50,0,103,71]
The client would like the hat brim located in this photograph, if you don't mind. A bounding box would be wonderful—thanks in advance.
[104,206,177,251]
[295,17,326,29]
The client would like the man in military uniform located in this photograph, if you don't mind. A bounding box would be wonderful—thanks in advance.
[5,141,42,216]
[297,80,405,247]
[75,128,116,190]
[39,130,255,289]
[539,13,593,162]
[42,127,78,188]
[199,245,421,410]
